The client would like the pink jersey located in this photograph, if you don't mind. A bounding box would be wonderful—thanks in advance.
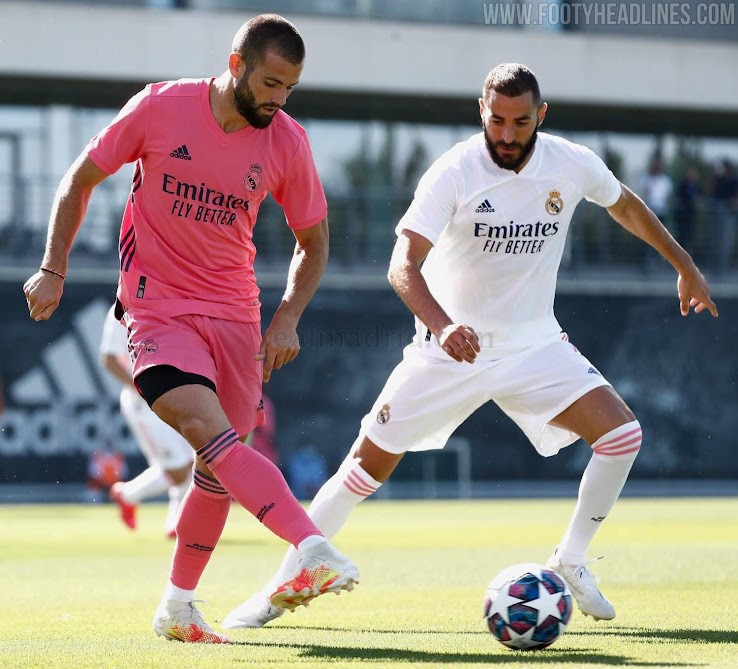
[86,78,327,322]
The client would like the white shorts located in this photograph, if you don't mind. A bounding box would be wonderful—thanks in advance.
[119,387,194,471]
[362,336,610,458]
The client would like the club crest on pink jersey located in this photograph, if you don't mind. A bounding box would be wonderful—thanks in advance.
[243,163,263,192]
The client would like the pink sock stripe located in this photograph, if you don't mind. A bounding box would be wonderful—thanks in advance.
[597,444,642,457]
[198,430,239,465]
[193,470,227,494]
[347,469,378,495]
[594,435,641,455]
[594,427,642,450]
[343,479,372,497]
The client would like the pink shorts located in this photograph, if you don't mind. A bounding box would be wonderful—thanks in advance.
[123,309,265,437]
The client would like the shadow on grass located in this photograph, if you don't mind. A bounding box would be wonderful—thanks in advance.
[569,626,738,645]
[230,640,703,666]
[273,626,488,635]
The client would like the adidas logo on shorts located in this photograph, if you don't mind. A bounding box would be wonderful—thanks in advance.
[475,198,494,213]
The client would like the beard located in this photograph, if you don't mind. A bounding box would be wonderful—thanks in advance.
[233,75,279,129]
[484,125,539,171]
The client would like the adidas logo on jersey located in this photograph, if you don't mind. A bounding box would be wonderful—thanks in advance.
[170,145,192,160]
[475,199,494,213]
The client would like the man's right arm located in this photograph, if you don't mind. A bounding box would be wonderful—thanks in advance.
[101,353,135,387]
[23,154,109,321]
[388,230,479,363]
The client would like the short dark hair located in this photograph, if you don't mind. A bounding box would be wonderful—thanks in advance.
[483,63,541,105]
[232,14,305,71]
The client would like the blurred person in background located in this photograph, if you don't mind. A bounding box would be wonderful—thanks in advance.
[100,304,192,537]
[675,168,701,255]
[87,448,128,495]
[226,63,718,631]
[23,13,357,644]
[286,444,327,500]
[639,156,673,270]
[711,159,738,274]
[247,393,278,464]
[640,156,673,223]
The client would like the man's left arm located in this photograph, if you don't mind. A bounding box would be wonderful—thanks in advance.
[255,218,329,381]
[607,183,717,317]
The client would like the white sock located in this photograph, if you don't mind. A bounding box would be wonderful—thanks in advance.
[296,535,327,552]
[163,581,195,603]
[263,458,381,595]
[559,421,642,566]
[164,478,191,533]
[120,466,170,505]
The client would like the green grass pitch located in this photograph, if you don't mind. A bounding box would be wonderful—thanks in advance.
[3,497,737,668]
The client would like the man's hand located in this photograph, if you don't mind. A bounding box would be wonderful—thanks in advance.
[255,315,301,382]
[677,267,718,317]
[436,323,480,363]
[23,271,64,321]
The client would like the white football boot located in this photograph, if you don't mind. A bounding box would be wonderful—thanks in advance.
[153,599,231,643]
[222,592,285,629]
[546,547,616,620]
[269,540,359,612]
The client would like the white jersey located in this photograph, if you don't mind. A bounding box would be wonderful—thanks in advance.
[397,132,621,358]
[100,305,140,410]
[100,305,192,470]
[100,304,129,360]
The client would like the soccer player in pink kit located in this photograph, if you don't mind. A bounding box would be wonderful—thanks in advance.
[23,14,358,643]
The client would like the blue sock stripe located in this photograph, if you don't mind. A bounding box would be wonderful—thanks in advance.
[193,471,227,494]
[196,428,236,459]
[202,435,239,464]
[193,469,225,489]
[192,468,221,484]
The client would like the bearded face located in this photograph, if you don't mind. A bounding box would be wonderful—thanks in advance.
[479,90,545,172]
[233,72,280,129]
[484,124,539,171]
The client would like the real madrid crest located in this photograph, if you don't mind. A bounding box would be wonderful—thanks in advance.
[376,403,391,424]
[243,163,263,192]
[545,190,563,215]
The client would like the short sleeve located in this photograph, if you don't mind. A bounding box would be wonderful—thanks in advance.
[580,147,622,208]
[99,306,128,357]
[395,157,458,245]
[271,134,327,230]
[86,86,151,175]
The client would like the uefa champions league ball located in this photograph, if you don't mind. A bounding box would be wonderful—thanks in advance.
[483,563,573,650]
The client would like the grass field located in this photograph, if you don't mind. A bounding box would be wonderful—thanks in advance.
[3,497,738,668]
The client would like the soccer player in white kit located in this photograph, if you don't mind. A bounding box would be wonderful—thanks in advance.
[99,305,193,536]
[225,63,718,628]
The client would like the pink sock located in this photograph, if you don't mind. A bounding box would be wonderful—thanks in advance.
[198,429,322,548]
[169,470,231,590]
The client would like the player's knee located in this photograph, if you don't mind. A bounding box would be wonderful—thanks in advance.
[177,415,221,449]
[592,419,642,462]
[167,464,192,485]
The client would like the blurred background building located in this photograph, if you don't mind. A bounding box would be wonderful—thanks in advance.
[0,0,736,498]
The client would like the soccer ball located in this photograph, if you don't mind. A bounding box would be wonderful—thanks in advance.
[483,563,573,650]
